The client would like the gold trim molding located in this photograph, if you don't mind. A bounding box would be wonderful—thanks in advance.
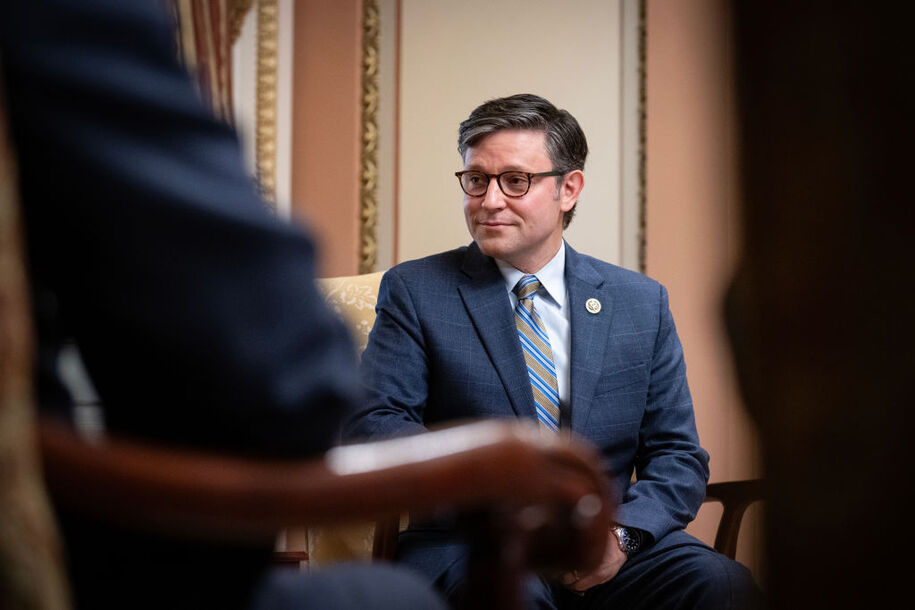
[229,0,255,45]
[251,0,380,246]
[360,0,380,273]
[255,0,278,208]
[637,0,646,274]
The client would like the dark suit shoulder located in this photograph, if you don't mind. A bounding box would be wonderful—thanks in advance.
[566,246,664,295]
[384,246,471,284]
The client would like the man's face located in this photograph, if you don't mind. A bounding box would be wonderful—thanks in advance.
[462,129,583,273]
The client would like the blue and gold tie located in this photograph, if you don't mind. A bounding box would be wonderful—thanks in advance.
[514,275,561,433]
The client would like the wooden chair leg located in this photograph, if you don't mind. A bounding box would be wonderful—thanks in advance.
[372,515,400,561]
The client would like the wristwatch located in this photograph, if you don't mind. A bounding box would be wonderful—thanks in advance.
[612,525,643,556]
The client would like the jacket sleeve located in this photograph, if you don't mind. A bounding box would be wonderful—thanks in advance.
[344,268,430,441]
[1,0,359,458]
[614,284,710,541]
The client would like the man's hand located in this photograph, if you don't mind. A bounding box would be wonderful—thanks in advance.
[559,528,627,592]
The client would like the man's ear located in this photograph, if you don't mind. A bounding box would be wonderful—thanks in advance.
[559,170,584,212]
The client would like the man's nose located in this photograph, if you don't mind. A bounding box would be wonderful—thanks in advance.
[481,176,506,209]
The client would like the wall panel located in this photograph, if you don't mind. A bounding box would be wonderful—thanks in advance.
[396,0,637,268]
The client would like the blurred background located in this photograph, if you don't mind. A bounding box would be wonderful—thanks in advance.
[213,0,761,580]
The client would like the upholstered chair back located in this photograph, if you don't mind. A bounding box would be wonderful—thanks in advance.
[278,271,386,566]
[318,271,386,355]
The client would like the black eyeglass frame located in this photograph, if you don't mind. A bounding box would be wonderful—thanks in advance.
[454,170,566,198]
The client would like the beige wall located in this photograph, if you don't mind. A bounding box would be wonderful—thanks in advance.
[645,0,762,575]
[395,0,638,268]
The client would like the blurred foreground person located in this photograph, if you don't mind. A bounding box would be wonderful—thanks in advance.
[0,0,445,608]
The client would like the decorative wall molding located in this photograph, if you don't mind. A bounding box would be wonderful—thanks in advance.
[360,0,381,273]
[170,0,253,125]
[255,0,279,207]
[229,0,255,44]
[638,0,646,274]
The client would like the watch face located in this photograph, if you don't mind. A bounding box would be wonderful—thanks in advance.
[615,526,641,553]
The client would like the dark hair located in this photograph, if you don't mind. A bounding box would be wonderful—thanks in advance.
[458,94,588,228]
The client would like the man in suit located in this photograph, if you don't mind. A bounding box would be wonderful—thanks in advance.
[1,0,446,608]
[346,94,761,609]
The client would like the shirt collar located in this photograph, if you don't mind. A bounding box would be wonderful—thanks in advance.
[495,241,567,309]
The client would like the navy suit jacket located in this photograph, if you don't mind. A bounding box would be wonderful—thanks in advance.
[347,242,710,542]
[2,1,363,607]
[1,0,358,458]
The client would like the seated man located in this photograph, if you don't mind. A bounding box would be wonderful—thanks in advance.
[346,93,762,609]
[0,0,444,608]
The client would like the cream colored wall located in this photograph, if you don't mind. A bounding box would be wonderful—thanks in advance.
[395,0,639,268]
[232,0,640,274]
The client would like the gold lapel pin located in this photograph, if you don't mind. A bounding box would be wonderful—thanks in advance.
[585,298,601,314]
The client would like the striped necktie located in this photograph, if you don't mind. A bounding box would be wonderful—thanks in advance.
[513,275,561,433]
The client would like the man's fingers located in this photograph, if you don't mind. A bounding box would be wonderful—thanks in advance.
[558,571,579,586]
[569,574,599,592]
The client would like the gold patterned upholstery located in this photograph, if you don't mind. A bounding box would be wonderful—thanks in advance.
[310,272,385,564]
[318,271,385,355]
[280,271,386,566]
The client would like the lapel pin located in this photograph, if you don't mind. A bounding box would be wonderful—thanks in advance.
[585,298,601,314]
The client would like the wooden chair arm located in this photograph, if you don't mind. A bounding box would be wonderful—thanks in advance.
[376,479,768,563]
[704,479,765,559]
[372,515,400,560]
[39,418,613,575]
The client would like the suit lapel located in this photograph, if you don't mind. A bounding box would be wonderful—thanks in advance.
[457,244,536,419]
[565,244,614,434]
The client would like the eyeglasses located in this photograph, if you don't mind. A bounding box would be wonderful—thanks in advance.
[455,170,565,198]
